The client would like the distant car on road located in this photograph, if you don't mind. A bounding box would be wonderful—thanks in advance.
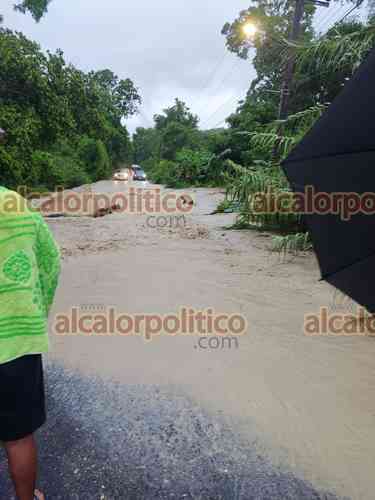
[112,168,130,181]
[131,165,147,181]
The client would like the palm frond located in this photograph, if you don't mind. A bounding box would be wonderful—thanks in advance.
[276,104,327,130]
[296,24,375,74]
[250,131,296,158]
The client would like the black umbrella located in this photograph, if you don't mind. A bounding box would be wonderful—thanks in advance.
[282,47,375,312]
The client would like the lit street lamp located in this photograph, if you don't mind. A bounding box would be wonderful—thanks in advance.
[242,22,258,38]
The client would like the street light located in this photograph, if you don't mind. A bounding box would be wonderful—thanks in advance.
[242,22,258,38]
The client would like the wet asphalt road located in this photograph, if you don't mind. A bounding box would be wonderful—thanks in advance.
[0,363,345,500]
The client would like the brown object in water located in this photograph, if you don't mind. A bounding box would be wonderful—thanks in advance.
[180,195,194,207]
[93,207,113,218]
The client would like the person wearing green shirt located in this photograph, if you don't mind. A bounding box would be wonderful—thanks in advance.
[0,185,61,500]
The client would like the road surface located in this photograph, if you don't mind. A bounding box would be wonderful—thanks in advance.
[1,180,374,499]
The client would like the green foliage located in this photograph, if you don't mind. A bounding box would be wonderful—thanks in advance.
[224,159,299,232]
[94,140,111,181]
[175,149,212,184]
[152,99,201,161]
[133,99,230,187]
[77,137,111,181]
[133,127,160,164]
[271,233,312,255]
[296,21,375,76]
[147,160,179,187]
[0,29,141,190]
[31,150,90,190]
[13,0,52,22]
[154,99,198,131]
[159,122,197,161]
[222,0,315,112]
[217,8,372,255]
[222,101,328,236]
[227,98,276,164]
[215,198,233,213]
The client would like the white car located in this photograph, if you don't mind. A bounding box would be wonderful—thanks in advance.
[113,169,130,181]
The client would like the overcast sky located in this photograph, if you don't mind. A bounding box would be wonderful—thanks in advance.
[2,0,258,134]
[2,0,368,134]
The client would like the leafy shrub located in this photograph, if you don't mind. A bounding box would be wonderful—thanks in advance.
[0,147,23,187]
[77,137,111,181]
[147,149,225,188]
[148,160,179,186]
[32,150,90,190]
[271,233,312,256]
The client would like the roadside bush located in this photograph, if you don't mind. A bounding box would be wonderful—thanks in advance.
[31,150,90,190]
[148,159,179,187]
[77,137,111,181]
[94,140,111,181]
[174,149,212,184]
[0,147,23,188]
[147,149,226,188]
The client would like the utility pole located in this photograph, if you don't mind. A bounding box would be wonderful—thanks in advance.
[278,0,306,120]
[278,0,330,120]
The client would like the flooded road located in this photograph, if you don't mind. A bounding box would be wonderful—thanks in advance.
[1,180,374,499]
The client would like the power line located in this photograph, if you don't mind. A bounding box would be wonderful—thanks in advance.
[217,58,244,92]
[198,57,245,127]
[319,0,364,33]
[318,4,348,32]
[336,0,364,24]
[314,5,333,27]
[200,95,236,127]
[194,51,230,113]
[314,4,341,33]
[200,93,243,129]
[202,57,243,106]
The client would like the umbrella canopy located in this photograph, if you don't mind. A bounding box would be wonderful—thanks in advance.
[282,47,375,312]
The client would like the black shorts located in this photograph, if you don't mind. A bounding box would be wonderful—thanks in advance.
[0,354,46,442]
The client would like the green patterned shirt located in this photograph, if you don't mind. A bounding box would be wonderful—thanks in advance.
[0,186,61,364]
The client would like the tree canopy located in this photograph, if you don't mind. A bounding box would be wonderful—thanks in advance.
[0,29,141,189]
[13,0,52,22]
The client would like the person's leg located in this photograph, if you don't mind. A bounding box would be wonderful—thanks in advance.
[1,355,46,499]
[4,433,43,500]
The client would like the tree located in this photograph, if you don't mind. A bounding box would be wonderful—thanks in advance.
[222,0,315,113]
[154,98,198,131]
[153,99,200,160]
[89,69,141,120]
[13,0,52,21]
[133,127,160,164]
[221,13,373,252]
[226,95,276,164]
[0,29,140,188]
[159,121,199,160]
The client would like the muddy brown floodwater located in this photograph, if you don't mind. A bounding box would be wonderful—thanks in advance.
[45,180,375,500]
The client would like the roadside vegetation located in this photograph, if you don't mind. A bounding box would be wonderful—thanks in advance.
[219,14,375,251]
[0,16,140,190]
[130,11,375,251]
[132,98,231,188]
[133,17,375,199]
[1,0,375,256]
